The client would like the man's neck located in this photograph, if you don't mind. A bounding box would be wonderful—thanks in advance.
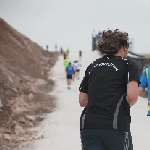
[114,48,125,58]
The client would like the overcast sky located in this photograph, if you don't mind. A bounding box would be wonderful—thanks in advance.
[0,0,150,53]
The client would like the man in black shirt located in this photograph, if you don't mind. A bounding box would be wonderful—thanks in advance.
[79,29,139,150]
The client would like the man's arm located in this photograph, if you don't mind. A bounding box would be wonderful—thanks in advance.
[125,60,141,106]
[79,92,88,107]
[79,63,92,107]
[126,81,139,106]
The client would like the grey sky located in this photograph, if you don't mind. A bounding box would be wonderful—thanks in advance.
[0,0,150,53]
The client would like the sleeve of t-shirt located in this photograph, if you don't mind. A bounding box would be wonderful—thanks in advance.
[79,64,92,93]
[128,60,140,85]
[139,71,148,89]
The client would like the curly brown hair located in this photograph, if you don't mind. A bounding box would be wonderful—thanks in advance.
[97,29,129,54]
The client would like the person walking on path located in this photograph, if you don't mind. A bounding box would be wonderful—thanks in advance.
[139,65,150,116]
[60,46,63,55]
[66,62,74,89]
[66,47,70,58]
[71,61,76,81]
[63,52,67,59]
[79,29,139,150]
[79,50,82,61]
[74,61,81,80]
[64,58,69,70]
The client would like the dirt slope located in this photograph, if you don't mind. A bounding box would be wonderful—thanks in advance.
[0,18,59,149]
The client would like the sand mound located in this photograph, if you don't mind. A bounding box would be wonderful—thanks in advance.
[0,18,59,149]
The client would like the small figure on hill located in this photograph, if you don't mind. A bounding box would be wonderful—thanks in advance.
[46,45,48,51]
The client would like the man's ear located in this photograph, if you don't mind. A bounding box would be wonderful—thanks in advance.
[123,46,126,51]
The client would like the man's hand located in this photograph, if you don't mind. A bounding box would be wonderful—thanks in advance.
[139,87,148,98]
[79,92,88,107]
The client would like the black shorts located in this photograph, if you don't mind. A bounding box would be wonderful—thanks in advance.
[76,69,80,72]
[66,75,72,79]
[81,129,133,150]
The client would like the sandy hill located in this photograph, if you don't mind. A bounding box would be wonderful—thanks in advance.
[0,18,52,79]
[0,18,59,149]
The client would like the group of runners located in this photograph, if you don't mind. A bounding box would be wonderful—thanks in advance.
[61,49,82,89]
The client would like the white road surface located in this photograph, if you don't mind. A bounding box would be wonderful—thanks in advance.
[21,50,150,150]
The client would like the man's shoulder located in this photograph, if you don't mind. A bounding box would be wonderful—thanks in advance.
[126,58,139,68]
[85,58,102,71]
[126,58,135,63]
[91,58,102,64]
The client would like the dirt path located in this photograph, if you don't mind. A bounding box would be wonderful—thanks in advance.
[18,50,150,150]
[15,50,99,150]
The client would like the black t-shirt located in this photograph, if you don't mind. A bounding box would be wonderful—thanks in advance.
[79,55,140,132]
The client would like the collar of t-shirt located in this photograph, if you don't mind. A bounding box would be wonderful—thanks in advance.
[102,54,123,60]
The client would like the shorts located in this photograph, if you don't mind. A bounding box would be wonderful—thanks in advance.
[76,69,80,72]
[81,129,133,150]
[66,75,72,79]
